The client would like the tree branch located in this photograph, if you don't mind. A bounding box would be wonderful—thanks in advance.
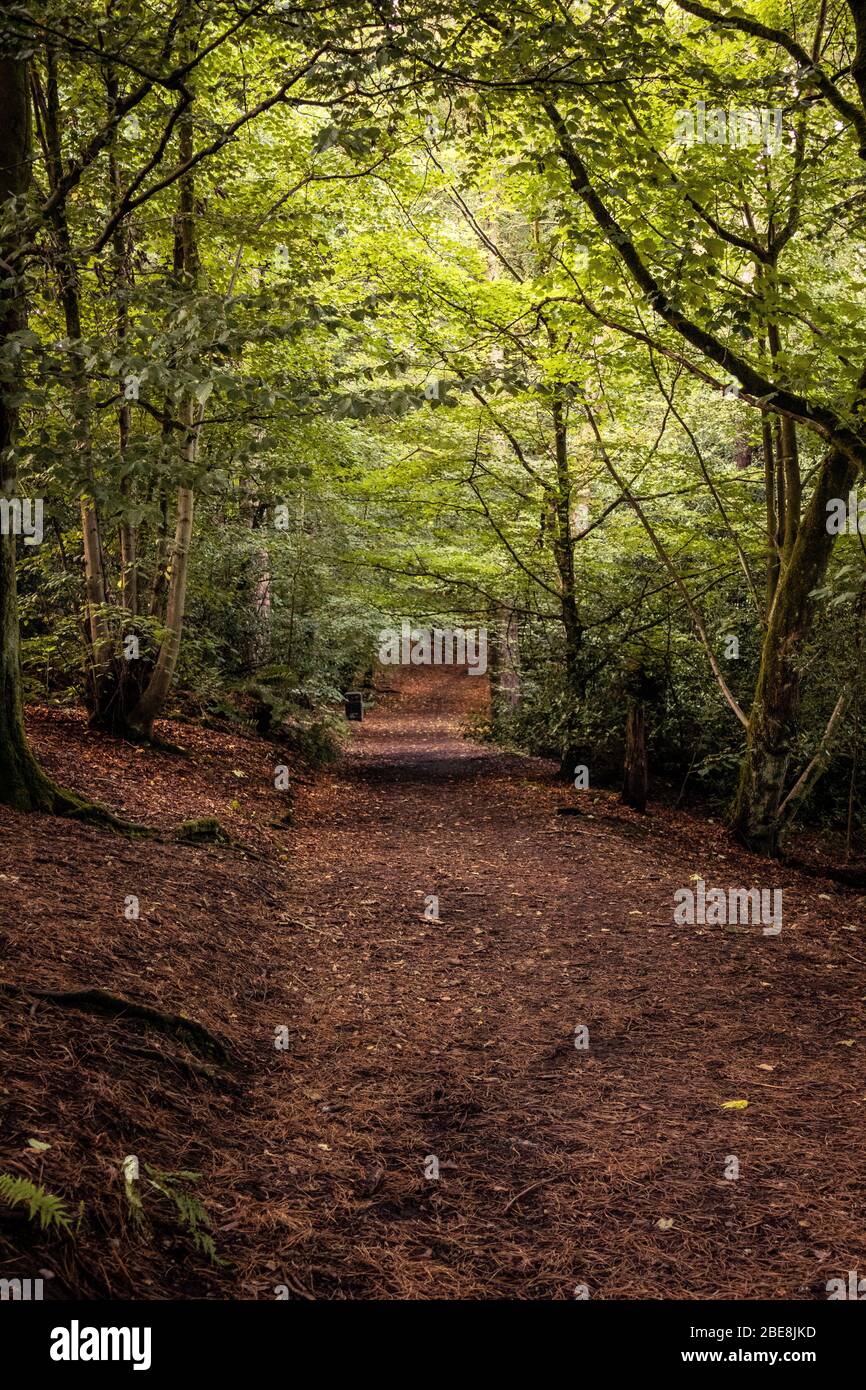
[676,0,866,156]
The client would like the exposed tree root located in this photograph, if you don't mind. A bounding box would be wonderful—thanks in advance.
[119,1042,236,1088]
[53,789,155,838]
[0,983,233,1066]
[145,735,190,756]
[55,791,256,851]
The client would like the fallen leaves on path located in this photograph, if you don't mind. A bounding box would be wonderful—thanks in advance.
[0,669,864,1299]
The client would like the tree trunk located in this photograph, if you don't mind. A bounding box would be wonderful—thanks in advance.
[488,605,520,729]
[148,488,171,619]
[730,444,860,853]
[108,70,139,621]
[0,53,66,809]
[129,473,195,738]
[551,395,584,779]
[499,606,520,710]
[762,418,780,610]
[129,93,198,740]
[622,701,648,812]
[38,49,115,708]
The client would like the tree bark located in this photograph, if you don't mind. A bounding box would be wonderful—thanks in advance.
[129,89,198,739]
[38,50,115,703]
[730,445,860,852]
[0,51,61,810]
[622,701,648,812]
[130,469,195,738]
[107,66,139,621]
[762,418,780,610]
[551,395,585,778]
[499,606,520,710]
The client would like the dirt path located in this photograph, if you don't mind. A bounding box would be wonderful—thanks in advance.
[248,667,866,1299]
[2,667,865,1299]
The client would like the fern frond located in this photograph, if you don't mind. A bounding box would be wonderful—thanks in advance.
[0,1173,73,1233]
[143,1165,223,1264]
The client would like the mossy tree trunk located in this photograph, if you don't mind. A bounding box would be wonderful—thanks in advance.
[0,50,61,811]
[730,444,860,853]
[0,52,113,817]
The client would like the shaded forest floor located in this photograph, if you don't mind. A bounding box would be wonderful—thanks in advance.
[1,666,865,1299]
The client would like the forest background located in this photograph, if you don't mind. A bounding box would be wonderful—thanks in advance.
[2,0,866,861]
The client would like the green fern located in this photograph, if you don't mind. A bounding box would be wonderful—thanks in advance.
[0,1173,73,1234]
[143,1166,222,1263]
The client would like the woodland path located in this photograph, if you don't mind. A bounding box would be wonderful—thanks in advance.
[1,667,864,1299]
[251,666,866,1299]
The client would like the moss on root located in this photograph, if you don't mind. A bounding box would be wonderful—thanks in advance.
[175,817,230,844]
